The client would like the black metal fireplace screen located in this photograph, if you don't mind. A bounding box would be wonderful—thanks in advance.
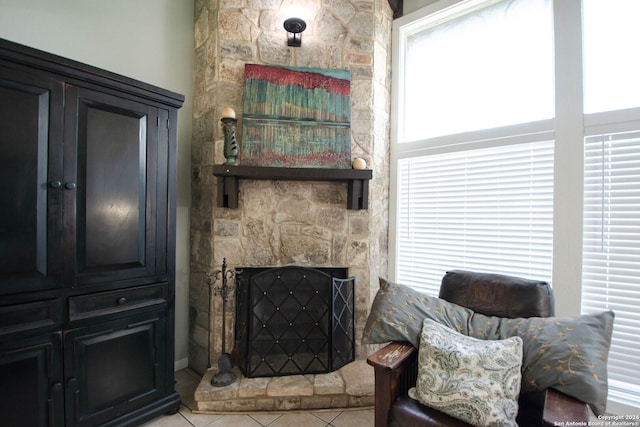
[235,266,355,378]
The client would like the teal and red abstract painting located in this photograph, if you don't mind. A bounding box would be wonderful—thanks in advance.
[241,64,351,168]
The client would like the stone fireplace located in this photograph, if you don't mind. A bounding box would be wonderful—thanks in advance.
[189,0,392,380]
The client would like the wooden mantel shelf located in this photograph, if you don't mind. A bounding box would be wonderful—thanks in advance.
[212,164,372,210]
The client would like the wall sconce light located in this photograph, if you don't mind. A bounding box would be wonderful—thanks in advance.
[283,17,306,47]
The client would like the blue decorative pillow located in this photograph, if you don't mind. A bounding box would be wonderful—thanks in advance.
[363,278,615,415]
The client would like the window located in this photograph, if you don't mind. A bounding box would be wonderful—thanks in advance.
[392,0,640,411]
[392,0,555,293]
[583,131,640,406]
[582,0,640,114]
[581,0,640,409]
[401,0,553,142]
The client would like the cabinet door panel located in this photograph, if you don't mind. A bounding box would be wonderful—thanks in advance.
[0,67,64,294]
[64,86,161,286]
[64,312,165,427]
[84,107,145,267]
[0,332,64,427]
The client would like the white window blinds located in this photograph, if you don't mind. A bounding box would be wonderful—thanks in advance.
[396,140,554,295]
[582,130,640,405]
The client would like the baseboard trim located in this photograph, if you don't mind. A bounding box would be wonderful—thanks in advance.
[174,357,189,371]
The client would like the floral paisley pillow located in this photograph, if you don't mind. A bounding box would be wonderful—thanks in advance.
[409,319,523,427]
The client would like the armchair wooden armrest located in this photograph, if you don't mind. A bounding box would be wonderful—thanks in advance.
[543,388,590,426]
[366,341,418,427]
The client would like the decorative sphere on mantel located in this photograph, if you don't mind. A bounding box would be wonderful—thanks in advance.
[352,158,367,170]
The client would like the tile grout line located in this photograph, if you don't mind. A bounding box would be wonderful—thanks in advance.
[250,412,283,427]
[177,408,196,427]
[311,411,341,425]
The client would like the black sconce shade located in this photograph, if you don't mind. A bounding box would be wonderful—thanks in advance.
[284,17,306,47]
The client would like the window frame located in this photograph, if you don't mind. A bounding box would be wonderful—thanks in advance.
[390,0,640,414]
[390,0,584,315]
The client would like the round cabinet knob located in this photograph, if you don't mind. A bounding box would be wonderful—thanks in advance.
[49,180,62,189]
[64,182,76,190]
[117,297,127,305]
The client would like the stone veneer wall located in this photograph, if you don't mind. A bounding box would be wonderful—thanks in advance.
[190,0,392,374]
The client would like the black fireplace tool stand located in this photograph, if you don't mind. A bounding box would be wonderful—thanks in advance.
[207,258,239,387]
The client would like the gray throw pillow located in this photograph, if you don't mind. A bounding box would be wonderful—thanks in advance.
[362,277,474,345]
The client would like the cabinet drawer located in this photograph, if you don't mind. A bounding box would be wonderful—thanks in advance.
[0,299,62,336]
[69,284,167,321]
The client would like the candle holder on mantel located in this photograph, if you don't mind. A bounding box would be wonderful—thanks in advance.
[207,258,240,387]
[221,108,239,165]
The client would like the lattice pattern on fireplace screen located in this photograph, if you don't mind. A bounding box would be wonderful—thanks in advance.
[235,266,354,378]
[332,277,355,369]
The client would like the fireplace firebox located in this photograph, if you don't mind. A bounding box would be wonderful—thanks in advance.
[235,266,355,378]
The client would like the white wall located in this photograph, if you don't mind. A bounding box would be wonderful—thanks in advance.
[0,0,194,369]
[403,0,439,15]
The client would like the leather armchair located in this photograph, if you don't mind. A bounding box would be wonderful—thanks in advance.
[366,270,590,427]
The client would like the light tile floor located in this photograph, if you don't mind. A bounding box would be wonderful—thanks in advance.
[141,369,375,427]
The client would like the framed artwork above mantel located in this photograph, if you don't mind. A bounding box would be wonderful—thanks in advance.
[240,64,352,169]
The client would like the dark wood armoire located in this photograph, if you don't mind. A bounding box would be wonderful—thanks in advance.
[0,38,184,427]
